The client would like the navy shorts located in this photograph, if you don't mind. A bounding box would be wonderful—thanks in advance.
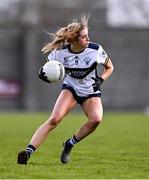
[62,84,101,105]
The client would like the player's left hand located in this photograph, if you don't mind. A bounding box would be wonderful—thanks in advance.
[92,76,104,92]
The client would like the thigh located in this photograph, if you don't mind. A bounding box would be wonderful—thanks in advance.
[50,89,77,119]
[82,97,103,120]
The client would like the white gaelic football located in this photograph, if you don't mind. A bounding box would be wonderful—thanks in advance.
[42,60,65,82]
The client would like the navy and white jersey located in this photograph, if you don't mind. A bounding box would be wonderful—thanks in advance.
[47,42,108,97]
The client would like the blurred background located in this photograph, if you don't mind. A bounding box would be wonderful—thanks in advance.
[0,0,149,112]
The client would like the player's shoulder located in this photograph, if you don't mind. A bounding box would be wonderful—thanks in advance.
[58,44,69,50]
[87,42,102,51]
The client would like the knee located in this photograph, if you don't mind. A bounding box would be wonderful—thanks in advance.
[90,116,102,127]
[48,115,61,127]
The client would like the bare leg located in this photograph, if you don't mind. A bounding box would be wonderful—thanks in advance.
[60,97,103,163]
[75,97,103,141]
[29,90,76,148]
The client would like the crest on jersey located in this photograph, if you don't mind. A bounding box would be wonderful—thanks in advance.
[84,57,91,65]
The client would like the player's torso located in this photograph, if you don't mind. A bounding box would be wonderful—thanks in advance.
[56,47,97,69]
[47,42,102,96]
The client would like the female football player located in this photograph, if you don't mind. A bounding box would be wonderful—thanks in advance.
[17,15,114,164]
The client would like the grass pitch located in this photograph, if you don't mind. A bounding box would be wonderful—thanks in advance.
[0,112,148,179]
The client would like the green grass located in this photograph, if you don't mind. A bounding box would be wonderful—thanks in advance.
[0,112,149,179]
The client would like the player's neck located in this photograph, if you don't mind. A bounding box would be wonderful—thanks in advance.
[70,44,85,53]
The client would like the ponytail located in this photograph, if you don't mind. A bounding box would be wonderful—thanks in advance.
[42,14,89,54]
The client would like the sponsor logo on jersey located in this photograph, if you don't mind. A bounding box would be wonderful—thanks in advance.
[101,50,106,58]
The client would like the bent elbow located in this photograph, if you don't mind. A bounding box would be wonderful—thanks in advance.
[111,64,114,73]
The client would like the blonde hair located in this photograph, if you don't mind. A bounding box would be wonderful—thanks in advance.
[42,14,89,54]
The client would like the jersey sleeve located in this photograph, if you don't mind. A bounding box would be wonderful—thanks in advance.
[47,49,57,61]
[96,45,108,65]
